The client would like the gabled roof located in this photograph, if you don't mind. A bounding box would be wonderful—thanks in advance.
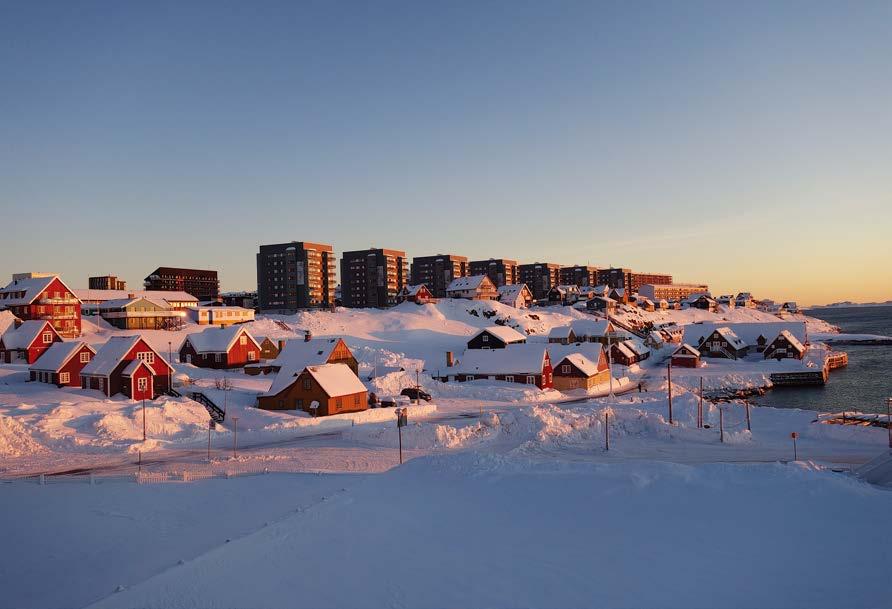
[683,322,806,349]
[452,344,548,376]
[547,342,605,365]
[121,359,151,377]
[265,338,350,396]
[446,275,492,292]
[30,341,95,372]
[712,327,747,350]
[624,338,650,357]
[98,296,171,310]
[81,335,169,376]
[0,320,57,350]
[555,353,603,377]
[0,275,79,306]
[73,289,198,304]
[551,285,580,295]
[0,311,18,336]
[402,284,427,297]
[547,325,574,340]
[184,326,259,354]
[472,326,527,344]
[305,364,366,398]
[497,284,531,302]
[611,341,637,360]
[569,318,612,337]
[674,343,701,357]
[771,330,806,353]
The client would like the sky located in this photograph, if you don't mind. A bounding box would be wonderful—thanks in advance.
[1,1,890,306]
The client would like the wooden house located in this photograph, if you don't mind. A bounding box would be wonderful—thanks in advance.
[445,275,499,300]
[98,296,186,330]
[586,297,617,313]
[0,320,62,364]
[0,274,82,337]
[552,350,610,391]
[547,325,577,345]
[467,326,527,350]
[686,295,717,311]
[179,326,262,369]
[608,288,629,304]
[696,327,748,360]
[29,341,96,386]
[80,335,174,399]
[497,284,533,309]
[670,343,701,368]
[441,345,553,389]
[398,284,434,304]
[763,330,806,360]
[255,336,282,360]
[547,285,581,305]
[257,363,368,416]
[637,297,655,312]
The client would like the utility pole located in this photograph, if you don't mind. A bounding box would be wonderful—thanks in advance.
[168,341,172,394]
[698,377,703,429]
[791,432,799,461]
[887,398,892,449]
[415,368,420,405]
[142,398,146,441]
[667,363,673,425]
[719,407,724,443]
[606,313,615,400]
[604,409,609,451]
[745,401,751,432]
[232,417,239,459]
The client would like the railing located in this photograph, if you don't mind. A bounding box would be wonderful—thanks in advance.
[190,391,225,423]
[38,297,80,305]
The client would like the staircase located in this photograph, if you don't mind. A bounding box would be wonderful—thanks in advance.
[190,391,225,423]
[274,320,293,333]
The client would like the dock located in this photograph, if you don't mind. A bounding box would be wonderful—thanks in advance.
[826,351,848,370]
[819,412,892,428]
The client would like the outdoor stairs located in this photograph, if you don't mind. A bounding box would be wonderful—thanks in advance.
[190,391,225,423]
[274,320,293,333]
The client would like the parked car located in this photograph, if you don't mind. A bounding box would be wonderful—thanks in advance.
[401,387,432,402]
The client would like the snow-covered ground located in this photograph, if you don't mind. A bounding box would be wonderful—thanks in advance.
[2,300,891,608]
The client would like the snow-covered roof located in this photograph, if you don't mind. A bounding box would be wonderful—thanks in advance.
[611,341,637,360]
[682,322,807,349]
[0,275,79,306]
[446,275,491,292]
[452,345,548,376]
[121,359,150,377]
[773,329,806,353]
[98,296,171,310]
[82,335,168,376]
[624,338,650,357]
[73,289,198,304]
[29,341,94,372]
[713,327,747,350]
[305,364,366,397]
[547,325,574,340]
[0,311,17,336]
[184,326,259,354]
[402,284,427,297]
[674,343,701,357]
[497,284,530,303]
[473,326,527,344]
[569,319,612,337]
[610,288,626,297]
[558,353,602,376]
[265,338,349,396]
[0,320,56,350]
[552,285,580,295]
[546,342,604,366]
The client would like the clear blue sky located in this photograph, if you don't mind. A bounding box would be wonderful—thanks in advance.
[2,1,890,304]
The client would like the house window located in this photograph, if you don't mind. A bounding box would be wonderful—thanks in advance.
[42,332,53,344]
[561,364,571,373]
[239,335,247,345]
[482,334,489,342]
[336,397,343,409]
[526,376,536,385]
[98,378,104,390]
[303,379,311,390]
[467,375,475,381]
[137,377,148,391]
[59,372,70,384]
[137,352,155,365]
[215,353,222,362]
[295,399,303,408]
[247,351,256,361]
[80,352,91,363]
[354,394,360,405]
[505,375,514,383]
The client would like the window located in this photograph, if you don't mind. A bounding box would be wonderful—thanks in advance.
[526,376,536,385]
[42,332,53,344]
[505,375,514,383]
[247,351,256,361]
[98,378,104,390]
[336,398,343,409]
[561,364,571,373]
[137,377,148,391]
[215,353,222,363]
[59,372,70,384]
[295,399,303,408]
[80,352,91,363]
[354,394,360,405]
[482,334,489,343]
[239,335,247,345]
[303,379,311,390]
[137,352,155,365]
[467,375,475,381]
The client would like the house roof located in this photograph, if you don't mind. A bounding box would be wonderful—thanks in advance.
[265,338,349,396]
[552,285,580,295]
[624,338,650,357]
[773,330,806,353]
[568,318,612,337]
[184,326,259,354]
[682,322,807,349]
[497,284,530,302]
[0,275,80,307]
[556,353,603,377]
[82,335,169,376]
[305,364,366,398]
[74,288,198,304]
[29,341,94,372]
[713,327,747,350]
[674,343,701,357]
[0,311,17,336]
[121,359,151,377]
[446,275,491,292]
[402,284,427,297]
[0,320,56,350]
[472,326,527,344]
[547,325,574,340]
[547,342,605,365]
[611,341,637,360]
[98,296,171,310]
[452,344,548,376]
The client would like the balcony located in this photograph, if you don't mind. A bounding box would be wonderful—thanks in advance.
[40,313,79,320]
[38,297,80,305]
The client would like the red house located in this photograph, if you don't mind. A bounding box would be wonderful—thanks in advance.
[29,341,96,386]
[179,325,261,369]
[671,343,701,368]
[80,335,174,399]
[0,274,82,338]
[398,284,434,304]
[441,345,553,389]
[0,320,63,364]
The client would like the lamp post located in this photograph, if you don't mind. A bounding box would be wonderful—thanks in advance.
[887,398,891,449]
[142,398,146,441]
[606,313,614,400]
[168,341,172,394]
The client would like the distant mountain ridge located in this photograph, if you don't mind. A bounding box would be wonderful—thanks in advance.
[808,301,892,309]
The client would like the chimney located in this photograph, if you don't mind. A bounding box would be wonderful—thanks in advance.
[127,293,135,299]
[304,330,312,342]
[446,351,454,367]
[277,339,286,351]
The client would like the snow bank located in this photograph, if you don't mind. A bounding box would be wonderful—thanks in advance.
[0,412,44,457]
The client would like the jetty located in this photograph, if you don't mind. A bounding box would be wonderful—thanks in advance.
[819,412,892,428]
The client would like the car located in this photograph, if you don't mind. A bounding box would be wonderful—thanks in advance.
[401,387,432,402]
[379,396,397,408]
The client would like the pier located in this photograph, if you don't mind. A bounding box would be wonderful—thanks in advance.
[820,412,892,428]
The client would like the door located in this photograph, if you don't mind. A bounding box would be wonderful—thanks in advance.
[185,354,192,364]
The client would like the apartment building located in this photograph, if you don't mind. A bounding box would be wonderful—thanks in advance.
[256,242,336,312]
[638,283,709,302]
[469,259,518,288]
[340,248,408,308]
[144,267,219,301]
[518,262,561,300]
[88,275,127,290]
[559,265,598,287]
[410,254,468,298]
